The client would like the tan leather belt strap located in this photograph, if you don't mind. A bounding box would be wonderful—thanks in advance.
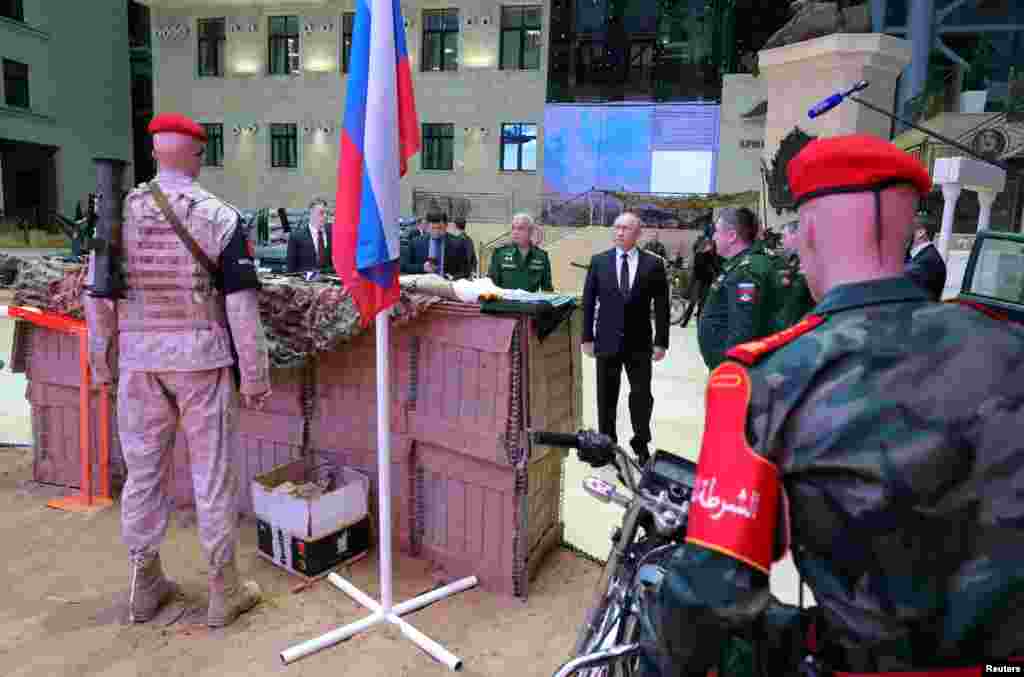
[149,181,221,281]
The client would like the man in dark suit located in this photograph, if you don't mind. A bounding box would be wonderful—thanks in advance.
[904,216,947,301]
[286,198,333,274]
[582,211,670,465]
[400,211,472,280]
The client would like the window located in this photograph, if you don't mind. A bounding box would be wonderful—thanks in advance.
[270,123,298,168]
[197,18,225,77]
[421,123,454,170]
[201,123,223,167]
[500,6,542,70]
[3,59,29,109]
[342,12,355,73]
[0,0,23,22]
[421,9,459,72]
[268,16,300,75]
[500,123,537,171]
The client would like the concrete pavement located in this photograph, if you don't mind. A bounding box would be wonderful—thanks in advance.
[561,323,814,606]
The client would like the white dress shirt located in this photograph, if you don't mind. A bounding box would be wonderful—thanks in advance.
[615,246,639,290]
[910,240,933,260]
[309,221,324,258]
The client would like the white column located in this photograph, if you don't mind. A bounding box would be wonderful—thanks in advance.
[936,183,962,262]
[976,190,998,232]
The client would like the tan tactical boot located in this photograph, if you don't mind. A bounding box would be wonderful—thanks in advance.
[127,552,179,623]
[207,558,261,628]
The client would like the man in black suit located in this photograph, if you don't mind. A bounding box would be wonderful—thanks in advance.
[582,211,670,465]
[400,211,472,280]
[904,216,947,301]
[286,198,333,274]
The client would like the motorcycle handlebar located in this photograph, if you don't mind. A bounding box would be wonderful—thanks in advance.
[531,431,581,448]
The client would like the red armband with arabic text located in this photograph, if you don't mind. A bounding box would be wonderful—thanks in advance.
[685,361,787,574]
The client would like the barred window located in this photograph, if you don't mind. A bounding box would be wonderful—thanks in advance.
[421,9,459,72]
[3,59,29,109]
[500,6,542,70]
[197,18,225,77]
[500,123,537,171]
[270,123,298,168]
[201,123,223,167]
[421,123,454,171]
[342,12,355,73]
[268,15,300,75]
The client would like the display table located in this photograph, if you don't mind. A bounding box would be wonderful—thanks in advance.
[8,279,582,598]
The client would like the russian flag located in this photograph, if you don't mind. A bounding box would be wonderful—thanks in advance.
[333,0,419,326]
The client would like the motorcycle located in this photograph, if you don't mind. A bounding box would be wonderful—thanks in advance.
[530,430,696,676]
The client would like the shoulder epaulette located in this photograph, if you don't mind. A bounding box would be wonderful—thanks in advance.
[726,314,826,365]
[946,298,1013,323]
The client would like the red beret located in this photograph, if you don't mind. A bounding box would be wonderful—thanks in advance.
[787,134,932,208]
[147,112,207,142]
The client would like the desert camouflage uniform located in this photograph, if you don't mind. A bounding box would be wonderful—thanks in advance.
[640,277,1024,676]
[84,170,270,575]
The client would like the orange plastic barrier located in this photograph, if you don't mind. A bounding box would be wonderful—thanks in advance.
[4,305,113,513]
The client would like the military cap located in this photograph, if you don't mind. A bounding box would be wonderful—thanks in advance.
[787,134,931,209]
[147,112,208,142]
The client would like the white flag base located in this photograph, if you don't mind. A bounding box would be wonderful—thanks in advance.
[279,308,478,670]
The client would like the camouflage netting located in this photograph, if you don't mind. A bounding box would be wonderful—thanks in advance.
[605,190,761,212]
[0,254,443,369]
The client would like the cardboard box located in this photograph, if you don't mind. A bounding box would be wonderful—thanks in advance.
[251,459,371,578]
[256,516,371,578]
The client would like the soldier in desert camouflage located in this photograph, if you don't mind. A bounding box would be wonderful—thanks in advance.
[639,135,1024,676]
[83,112,270,628]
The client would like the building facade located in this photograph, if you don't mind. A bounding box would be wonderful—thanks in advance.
[140,0,548,220]
[0,0,134,222]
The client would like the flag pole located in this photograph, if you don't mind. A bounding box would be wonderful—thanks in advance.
[375,308,393,615]
[280,306,478,669]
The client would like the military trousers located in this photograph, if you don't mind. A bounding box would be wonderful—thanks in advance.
[118,367,239,569]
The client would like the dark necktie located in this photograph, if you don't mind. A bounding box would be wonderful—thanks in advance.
[317,229,326,267]
[620,252,630,295]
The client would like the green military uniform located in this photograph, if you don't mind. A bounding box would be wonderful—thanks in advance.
[697,246,778,370]
[774,253,816,331]
[488,244,553,292]
[641,277,1024,676]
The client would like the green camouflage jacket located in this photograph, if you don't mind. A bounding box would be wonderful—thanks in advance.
[774,254,816,332]
[642,277,1024,677]
[698,247,779,370]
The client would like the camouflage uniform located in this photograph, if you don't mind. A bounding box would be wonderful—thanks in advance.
[697,246,778,370]
[84,169,269,623]
[774,253,816,331]
[640,277,1024,676]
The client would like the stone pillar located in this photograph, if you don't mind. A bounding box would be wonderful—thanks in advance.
[758,34,912,230]
[937,183,962,262]
[976,190,998,232]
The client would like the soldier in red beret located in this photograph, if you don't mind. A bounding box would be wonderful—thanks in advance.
[635,134,1024,677]
[83,112,269,627]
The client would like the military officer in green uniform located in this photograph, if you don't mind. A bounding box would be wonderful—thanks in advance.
[697,207,779,370]
[773,219,816,331]
[488,213,554,292]
[639,134,1024,677]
